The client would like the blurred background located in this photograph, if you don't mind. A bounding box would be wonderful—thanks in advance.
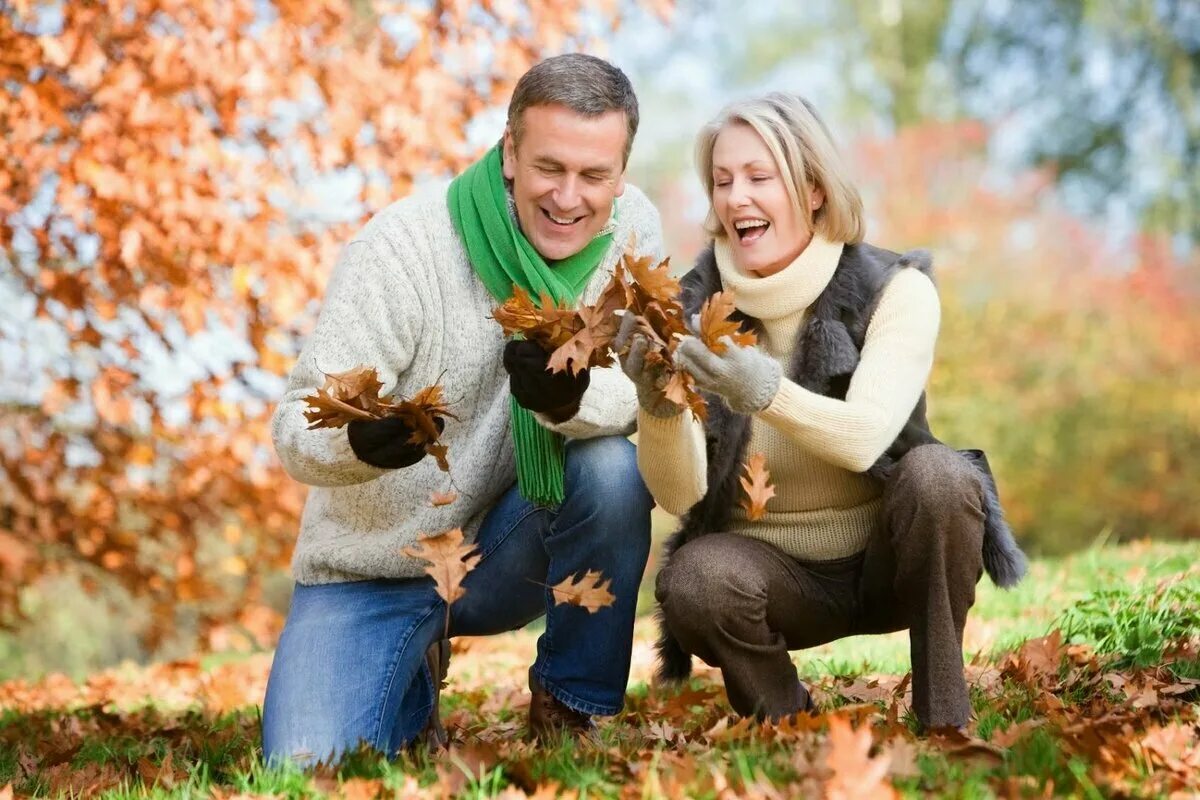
[1,0,1196,680]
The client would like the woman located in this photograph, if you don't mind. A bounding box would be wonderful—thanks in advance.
[618,93,1026,732]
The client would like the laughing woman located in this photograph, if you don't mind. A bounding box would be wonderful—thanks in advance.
[619,93,1027,732]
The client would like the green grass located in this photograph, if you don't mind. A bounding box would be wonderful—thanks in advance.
[1,539,1197,798]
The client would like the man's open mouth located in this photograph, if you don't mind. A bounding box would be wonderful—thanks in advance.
[542,208,584,227]
[735,218,770,243]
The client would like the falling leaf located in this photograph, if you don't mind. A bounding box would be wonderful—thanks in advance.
[430,491,458,507]
[401,528,481,608]
[738,453,776,521]
[549,570,616,613]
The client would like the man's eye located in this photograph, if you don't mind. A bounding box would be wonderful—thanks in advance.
[538,166,562,175]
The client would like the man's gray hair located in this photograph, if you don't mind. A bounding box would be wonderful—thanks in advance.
[507,53,639,165]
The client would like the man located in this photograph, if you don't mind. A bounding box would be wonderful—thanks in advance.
[262,54,663,765]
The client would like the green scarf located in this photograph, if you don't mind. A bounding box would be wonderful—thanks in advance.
[447,144,614,505]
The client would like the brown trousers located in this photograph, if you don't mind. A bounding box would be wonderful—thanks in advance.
[655,444,986,730]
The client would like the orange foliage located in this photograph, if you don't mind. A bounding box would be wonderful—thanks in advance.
[0,1,666,645]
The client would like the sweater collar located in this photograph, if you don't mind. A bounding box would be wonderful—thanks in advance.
[713,234,844,354]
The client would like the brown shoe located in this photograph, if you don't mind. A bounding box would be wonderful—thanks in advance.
[419,639,451,751]
[528,689,598,743]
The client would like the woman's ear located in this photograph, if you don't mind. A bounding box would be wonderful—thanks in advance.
[810,185,826,212]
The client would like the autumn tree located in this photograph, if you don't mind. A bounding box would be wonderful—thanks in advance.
[0,0,669,648]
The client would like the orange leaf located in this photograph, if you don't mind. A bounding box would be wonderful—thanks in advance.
[698,291,757,354]
[738,453,775,521]
[824,716,899,800]
[400,528,481,606]
[430,491,457,507]
[549,569,616,613]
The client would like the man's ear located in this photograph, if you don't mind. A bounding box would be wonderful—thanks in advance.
[614,172,626,198]
[502,129,516,181]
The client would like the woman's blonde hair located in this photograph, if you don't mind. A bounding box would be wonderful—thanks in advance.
[695,93,864,244]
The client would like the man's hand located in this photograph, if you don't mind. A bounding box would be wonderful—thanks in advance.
[503,339,590,419]
[674,335,782,415]
[347,416,444,469]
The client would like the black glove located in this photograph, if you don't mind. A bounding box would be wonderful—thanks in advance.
[503,339,590,413]
[347,416,444,469]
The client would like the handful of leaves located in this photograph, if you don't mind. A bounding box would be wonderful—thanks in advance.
[302,366,457,472]
[492,248,759,421]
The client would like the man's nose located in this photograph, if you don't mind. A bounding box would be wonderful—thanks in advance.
[552,175,581,211]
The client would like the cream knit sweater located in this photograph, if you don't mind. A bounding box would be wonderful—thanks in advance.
[637,235,941,561]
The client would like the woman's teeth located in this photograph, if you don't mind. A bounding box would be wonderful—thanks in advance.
[735,219,770,242]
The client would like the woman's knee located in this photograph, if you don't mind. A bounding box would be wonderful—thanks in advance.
[657,535,769,630]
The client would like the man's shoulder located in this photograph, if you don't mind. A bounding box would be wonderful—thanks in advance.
[613,183,664,257]
[353,181,456,249]
[616,183,659,223]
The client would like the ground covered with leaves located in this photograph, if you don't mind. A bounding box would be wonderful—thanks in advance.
[2,540,1197,799]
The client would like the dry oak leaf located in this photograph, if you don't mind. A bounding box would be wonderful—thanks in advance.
[401,528,481,607]
[550,569,616,613]
[824,715,899,800]
[492,286,582,350]
[739,453,776,521]
[698,290,757,354]
[303,366,458,472]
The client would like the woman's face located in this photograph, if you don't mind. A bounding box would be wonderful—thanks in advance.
[710,123,823,277]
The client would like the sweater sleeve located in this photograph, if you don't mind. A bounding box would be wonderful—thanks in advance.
[270,238,424,487]
[756,268,941,473]
[634,409,708,515]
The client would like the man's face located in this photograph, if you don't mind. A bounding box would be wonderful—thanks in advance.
[503,104,628,262]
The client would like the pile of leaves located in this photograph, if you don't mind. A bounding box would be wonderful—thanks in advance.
[2,621,1197,798]
[303,367,456,472]
[493,250,757,421]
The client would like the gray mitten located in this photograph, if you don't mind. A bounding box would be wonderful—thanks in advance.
[612,312,684,418]
[674,335,782,414]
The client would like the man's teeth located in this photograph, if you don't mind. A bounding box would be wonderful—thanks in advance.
[546,210,579,225]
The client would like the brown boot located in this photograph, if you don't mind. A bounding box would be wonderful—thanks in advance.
[528,689,598,744]
[419,639,450,751]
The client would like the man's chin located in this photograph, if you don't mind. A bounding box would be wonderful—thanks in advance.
[530,231,591,262]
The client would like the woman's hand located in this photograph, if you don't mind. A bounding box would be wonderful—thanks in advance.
[674,335,782,414]
[613,312,685,418]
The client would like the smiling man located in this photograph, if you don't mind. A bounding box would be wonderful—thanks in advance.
[263,54,664,764]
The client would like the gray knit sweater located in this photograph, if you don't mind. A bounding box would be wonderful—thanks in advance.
[271,183,665,584]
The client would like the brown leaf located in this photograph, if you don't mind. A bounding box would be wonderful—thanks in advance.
[549,570,616,613]
[824,715,898,800]
[738,453,776,521]
[401,529,481,607]
[625,252,680,305]
[697,291,757,354]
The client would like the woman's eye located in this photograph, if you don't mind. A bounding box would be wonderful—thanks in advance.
[751,175,771,183]
[714,180,731,188]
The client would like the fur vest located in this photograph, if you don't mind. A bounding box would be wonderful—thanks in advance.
[655,241,1028,682]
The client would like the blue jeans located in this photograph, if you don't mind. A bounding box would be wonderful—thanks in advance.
[261,436,652,764]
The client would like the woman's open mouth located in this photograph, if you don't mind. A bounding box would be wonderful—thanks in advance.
[735,218,770,243]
